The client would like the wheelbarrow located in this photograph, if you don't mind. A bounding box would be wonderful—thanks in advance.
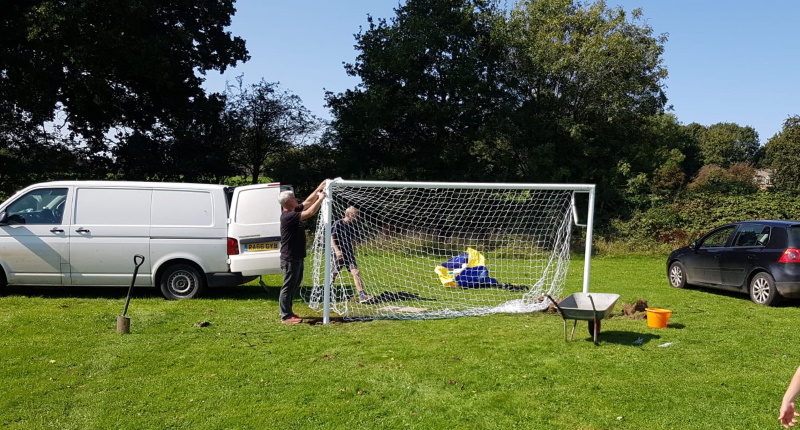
[546,293,620,344]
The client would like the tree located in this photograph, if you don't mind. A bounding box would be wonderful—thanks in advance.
[687,163,757,195]
[698,122,760,168]
[499,0,669,217]
[765,116,800,192]
[113,93,236,182]
[325,0,510,181]
[225,79,318,184]
[1,0,248,151]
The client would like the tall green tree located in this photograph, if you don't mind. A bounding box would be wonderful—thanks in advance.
[496,0,669,216]
[326,0,510,181]
[225,79,318,184]
[1,0,248,151]
[697,122,760,168]
[765,116,800,192]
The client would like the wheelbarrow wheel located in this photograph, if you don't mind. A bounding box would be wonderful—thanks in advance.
[588,319,601,337]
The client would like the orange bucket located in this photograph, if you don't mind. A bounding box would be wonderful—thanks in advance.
[645,308,672,328]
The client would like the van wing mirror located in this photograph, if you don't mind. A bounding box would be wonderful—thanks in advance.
[0,211,7,225]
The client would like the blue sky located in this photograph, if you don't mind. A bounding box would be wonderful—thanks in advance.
[202,1,800,142]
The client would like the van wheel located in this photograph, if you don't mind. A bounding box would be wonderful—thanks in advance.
[160,264,205,300]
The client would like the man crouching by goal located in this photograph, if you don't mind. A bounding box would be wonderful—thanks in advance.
[331,206,372,303]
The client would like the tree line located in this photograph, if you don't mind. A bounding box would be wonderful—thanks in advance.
[2,0,799,238]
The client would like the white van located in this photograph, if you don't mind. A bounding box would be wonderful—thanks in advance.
[0,181,283,299]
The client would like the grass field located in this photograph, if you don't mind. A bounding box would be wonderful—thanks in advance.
[1,254,797,429]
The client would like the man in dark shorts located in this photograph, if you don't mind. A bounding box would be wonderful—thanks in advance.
[277,180,327,323]
[331,206,371,303]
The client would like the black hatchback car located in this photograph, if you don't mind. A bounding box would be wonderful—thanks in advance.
[667,220,800,306]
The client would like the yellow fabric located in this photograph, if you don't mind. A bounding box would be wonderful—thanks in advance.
[466,247,485,267]
[434,265,458,287]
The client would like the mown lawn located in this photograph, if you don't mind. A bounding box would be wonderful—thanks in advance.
[1,254,797,429]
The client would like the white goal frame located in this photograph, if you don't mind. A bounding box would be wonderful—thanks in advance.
[316,179,595,324]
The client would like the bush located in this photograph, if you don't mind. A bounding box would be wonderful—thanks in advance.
[605,191,800,251]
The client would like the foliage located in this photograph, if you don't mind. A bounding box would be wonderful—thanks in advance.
[764,115,800,192]
[609,190,800,249]
[113,93,237,183]
[0,256,796,429]
[326,0,509,182]
[327,0,670,224]
[225,79,319,184]
[1,0,250,192]
[697,122,761,168]
[687,163,758,195]
[265,142,341,197]
[1,0,248,148]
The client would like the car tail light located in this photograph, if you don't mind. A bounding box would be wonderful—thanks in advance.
[778,248,800,263]
[227,238,239,256]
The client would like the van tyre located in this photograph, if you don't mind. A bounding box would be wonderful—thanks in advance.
[749,272,781,306]
[160,264,204,300]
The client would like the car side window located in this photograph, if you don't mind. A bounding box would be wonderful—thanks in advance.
[700,226,735,248]
[5,188,68,225]
[733,225,765,247]
[756,226,770,246]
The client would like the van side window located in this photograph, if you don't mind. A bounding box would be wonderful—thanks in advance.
[6,188,68,224]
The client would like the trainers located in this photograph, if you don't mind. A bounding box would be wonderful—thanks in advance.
[358,293,373,304]
[281,315,303,324]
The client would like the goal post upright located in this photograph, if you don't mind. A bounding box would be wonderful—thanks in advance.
[313,179,596,323]
[322,180,333,325]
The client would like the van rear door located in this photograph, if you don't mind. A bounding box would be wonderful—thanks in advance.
[228,183,282,276]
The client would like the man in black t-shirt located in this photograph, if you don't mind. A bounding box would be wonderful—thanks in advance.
[277,180,327,323]
[331,206,370,303]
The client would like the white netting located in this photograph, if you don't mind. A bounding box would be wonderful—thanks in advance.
[305,181,585,320]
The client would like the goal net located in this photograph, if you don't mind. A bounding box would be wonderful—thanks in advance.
[305,179,594,321]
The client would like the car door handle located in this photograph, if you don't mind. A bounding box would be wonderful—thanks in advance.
[75,228,90,233]
[50,227,64,233]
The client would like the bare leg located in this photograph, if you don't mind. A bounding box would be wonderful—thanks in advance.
[351,268,364,294]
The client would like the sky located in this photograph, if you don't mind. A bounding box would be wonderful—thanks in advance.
[202,1,800,142]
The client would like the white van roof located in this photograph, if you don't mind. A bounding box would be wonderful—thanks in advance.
[31,181,230,191]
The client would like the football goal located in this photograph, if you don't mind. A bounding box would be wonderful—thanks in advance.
[305,179,595,323]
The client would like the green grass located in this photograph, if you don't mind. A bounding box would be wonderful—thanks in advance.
[1,254,797,429]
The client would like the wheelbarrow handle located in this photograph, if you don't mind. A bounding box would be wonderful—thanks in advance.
[545,294,565,317]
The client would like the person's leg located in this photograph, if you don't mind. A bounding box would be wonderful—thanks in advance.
[351,267,364,294]
[330,257,342,285]
[279,260,304,319]
[349,261,370,301]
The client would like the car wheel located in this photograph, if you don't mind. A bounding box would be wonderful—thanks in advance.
[160,264,205,300]
[668,262,687,288]
[749,272,781,306]
[0,269,7,296]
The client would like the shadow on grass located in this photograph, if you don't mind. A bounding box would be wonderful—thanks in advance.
[1,284,278,301]
[579,330,662,346]
[2,285,162,300]
[683,284,800,307]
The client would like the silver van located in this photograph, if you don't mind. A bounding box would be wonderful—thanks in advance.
[0,181,282,299]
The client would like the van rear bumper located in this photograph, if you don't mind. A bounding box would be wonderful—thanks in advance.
[206,272,256,288]
[229,251,281,277]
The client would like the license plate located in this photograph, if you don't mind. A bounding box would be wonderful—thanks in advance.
[246,242,279,252]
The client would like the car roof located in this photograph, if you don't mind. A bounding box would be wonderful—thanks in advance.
[730,220,800,227]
